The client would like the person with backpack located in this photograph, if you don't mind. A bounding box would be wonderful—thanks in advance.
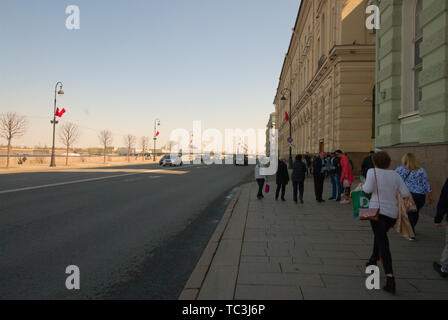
[395,153,433,240]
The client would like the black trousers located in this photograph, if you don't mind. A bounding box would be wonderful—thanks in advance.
[370,215,397,275]
[276,184,286,199]
[313,174,325,201]
[256,179,265,198]
[293,181,304,202]
[408,193,426,233]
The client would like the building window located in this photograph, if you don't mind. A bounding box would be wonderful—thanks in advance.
[401,0,423,117]
[321,13,326,55]
[414,0,423,110]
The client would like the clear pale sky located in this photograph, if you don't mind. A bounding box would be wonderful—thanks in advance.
[0,0,300,149]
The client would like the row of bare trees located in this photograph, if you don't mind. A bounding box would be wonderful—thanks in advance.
[0,112,81,168]
[0,113,27,168]
[0,112,152,168]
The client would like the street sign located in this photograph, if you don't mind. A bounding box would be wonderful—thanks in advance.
[287,137,293,144]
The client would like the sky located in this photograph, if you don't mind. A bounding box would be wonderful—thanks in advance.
[0,0,301,150]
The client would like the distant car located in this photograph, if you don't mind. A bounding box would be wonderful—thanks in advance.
[159,155,183,167]
[159,155,169,165]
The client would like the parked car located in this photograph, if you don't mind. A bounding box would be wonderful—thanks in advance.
[159,155,183,166]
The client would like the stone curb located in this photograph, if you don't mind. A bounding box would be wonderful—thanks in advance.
[178,185,244,300]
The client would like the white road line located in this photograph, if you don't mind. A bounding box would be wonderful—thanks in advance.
[0,165,199,195]
[0,172,143,195]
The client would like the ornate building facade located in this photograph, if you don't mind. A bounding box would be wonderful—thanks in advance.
[274,0,376,170]
[375,0,448,201]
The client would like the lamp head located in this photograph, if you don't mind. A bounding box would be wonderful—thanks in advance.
[58,89,64,95]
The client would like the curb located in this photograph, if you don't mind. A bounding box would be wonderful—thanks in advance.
[178,185,244,300]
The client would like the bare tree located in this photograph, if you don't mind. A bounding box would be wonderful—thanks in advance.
[58,123,80,166]
[0,113,27,168]
[98,130,113,163]
[141,136,149,160]
[124,134,136,162]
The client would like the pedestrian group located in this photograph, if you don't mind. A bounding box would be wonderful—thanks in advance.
[254,150,448,295]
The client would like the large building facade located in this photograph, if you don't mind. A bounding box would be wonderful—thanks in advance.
[376,0,448,200]
[274,0,376,170]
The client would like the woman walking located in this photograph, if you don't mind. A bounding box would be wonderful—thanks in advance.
[362,151,411,294]
[275,158,289,201]
[291,155,307,204]
[255,160,266,200]
[396,153,433,240]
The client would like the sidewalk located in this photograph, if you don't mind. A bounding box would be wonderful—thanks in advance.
[180,179,448,300]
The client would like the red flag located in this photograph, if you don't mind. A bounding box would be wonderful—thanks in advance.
[56,107,66,118]
[156,131,160,137]
[285,112,290,121]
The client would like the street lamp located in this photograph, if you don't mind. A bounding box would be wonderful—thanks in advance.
[50,82,64,167]
[281,88,293,169]
[153,119,161,161]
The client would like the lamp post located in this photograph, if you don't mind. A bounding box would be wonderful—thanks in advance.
[50,82,64,167]
[281,88,293,169]
[153,119,160,161]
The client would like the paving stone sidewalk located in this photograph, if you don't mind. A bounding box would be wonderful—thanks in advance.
[181,179,448,300]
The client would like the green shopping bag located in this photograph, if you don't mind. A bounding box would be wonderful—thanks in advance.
[351,189,371,219]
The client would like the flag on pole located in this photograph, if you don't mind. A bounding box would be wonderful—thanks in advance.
[56,107,66,118]
[156,131,160,137]
[285,112,290,121]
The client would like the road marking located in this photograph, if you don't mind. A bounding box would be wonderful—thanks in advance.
[0,164,207,195]
[0,172,143,195]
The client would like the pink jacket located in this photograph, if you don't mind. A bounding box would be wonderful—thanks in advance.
[340,155,354,185]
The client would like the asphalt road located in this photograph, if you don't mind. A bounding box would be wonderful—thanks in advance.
[0,163,253,299]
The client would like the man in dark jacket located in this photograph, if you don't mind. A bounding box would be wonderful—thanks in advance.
[361,151,375,179]
[434,178,448,278]
[275,158,290,201]
[291,154,307,204]
[313,152,327,203]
